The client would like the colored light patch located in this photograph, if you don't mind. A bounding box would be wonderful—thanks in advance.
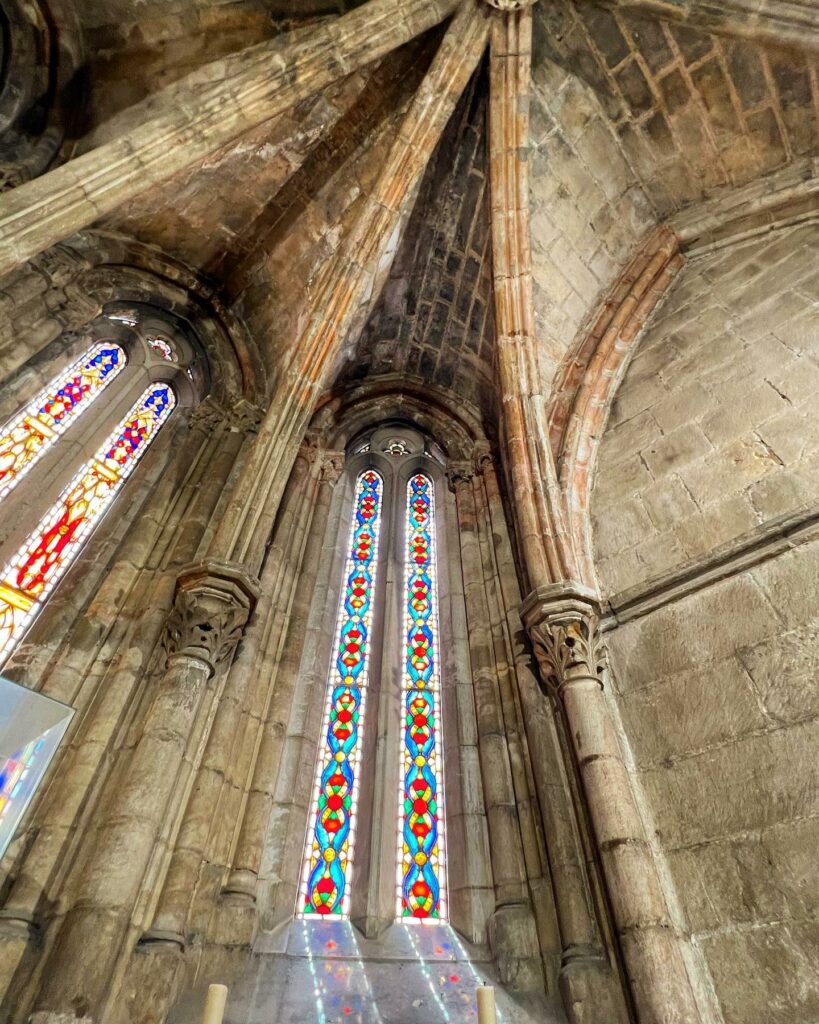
[299,470,384,919]
[396,473,447,922]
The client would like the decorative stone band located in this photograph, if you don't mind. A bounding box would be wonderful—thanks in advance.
[520,583,607,696]
[164,560,260,672]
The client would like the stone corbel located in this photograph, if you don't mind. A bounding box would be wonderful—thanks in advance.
[521,583,607,698]
[164,561,260,675]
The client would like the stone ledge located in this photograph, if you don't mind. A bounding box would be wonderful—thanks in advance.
[603,502,819,629]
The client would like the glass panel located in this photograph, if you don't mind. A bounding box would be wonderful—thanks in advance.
[299,469,384,919]
[0,383,176,664]
[397,473,447,921]
[0,344,126,500]
[0,675,74,859]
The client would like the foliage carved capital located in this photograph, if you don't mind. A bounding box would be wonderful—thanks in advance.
[164,561,260,672]
[319,450,346,484]
[482,0,538,9]
[521,584,606,696]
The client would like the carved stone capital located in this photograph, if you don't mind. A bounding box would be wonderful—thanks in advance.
[521,583,607,697]
[164,561,260,673]
[473,440,494,472]
[447,460,475,492]
[319,449,346,484]
[483,0,538,9]
[187,398,264,435]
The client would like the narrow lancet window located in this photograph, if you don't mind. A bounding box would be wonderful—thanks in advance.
[397,473,447,921]
[299,469,384,918]
[0,383,175,663]
[0,344,125,500]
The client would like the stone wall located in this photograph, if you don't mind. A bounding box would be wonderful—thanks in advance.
[592,222,819,596]
[604,543,819,1024]
[592,223,819,1023]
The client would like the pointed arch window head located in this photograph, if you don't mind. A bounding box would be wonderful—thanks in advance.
[299,469,385,919]
[0,383,175,664]
[397,473,447,922]
[0,344,125,500]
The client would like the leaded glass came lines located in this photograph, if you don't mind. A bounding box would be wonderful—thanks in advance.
[0,383,175,664]
[298,469,384,918]
[397,473,447,921]
[0,344,125,500]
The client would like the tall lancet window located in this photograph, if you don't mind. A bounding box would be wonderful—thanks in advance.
[0,344,125,500]
[0,384,175,660]
[299,469,385,917]
[0,308,202,667]
[397,473,447,920]
[297,427,449,926]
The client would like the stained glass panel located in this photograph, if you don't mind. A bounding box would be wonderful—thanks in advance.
[299,469,384,918]
[0,344,125,500]
[0,383,175,664]
[397,473,447,921]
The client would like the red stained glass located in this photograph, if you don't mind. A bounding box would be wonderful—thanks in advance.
[0,384,175,664]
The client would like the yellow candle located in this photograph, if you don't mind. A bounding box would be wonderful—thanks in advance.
[477,985,497,1024]
[202,984,228,1024]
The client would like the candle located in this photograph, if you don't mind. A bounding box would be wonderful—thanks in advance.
[202,984,228,1024]
[477,985,497,1024]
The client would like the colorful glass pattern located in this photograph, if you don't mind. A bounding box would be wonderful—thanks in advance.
[0,384,175,664]
[299,469,384,918]
[0,344,125,500]
[0,737,45,830]
[397,473,447,921]
[146,335,177,363]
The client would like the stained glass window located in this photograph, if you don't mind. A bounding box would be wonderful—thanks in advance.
[0,383,175,664]
[146,336,177,363]
[0,344,125,501]
[299,469,384,918]
[397,473,447,921]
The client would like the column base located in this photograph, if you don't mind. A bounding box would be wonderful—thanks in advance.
[138,928,186,951]
[221,869,257,903]
[488,903,543,992]
[559,946,630,1024]
[0,907,38,938]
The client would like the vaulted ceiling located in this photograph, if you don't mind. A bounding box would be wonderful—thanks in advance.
[30,0,819,421]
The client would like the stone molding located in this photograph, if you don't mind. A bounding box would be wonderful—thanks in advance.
[164,561,260,672]
[521,583,606,695]
[187,398,264,435]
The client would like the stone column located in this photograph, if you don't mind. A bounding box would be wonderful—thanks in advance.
[0,409,242,998]
[487,6,577,591]
[522,585,705,1024]
[449,460,542,992]
[481,458,631,1024]
[32,562,259,1022]
[0,0,461,277]
[222,450,344,909]
[208,0,491,572]
[140,445,318,949]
